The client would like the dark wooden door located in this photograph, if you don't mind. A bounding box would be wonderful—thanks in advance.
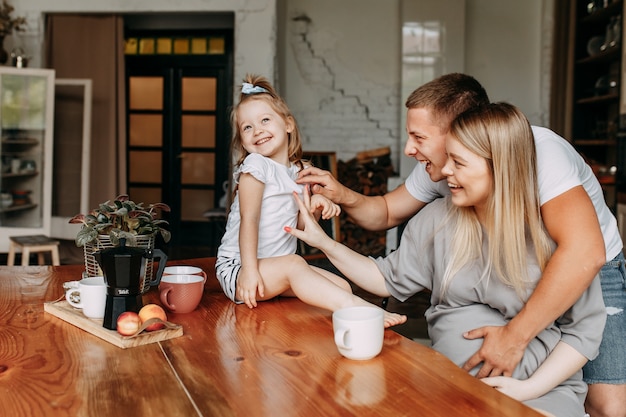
[124,30,233,253]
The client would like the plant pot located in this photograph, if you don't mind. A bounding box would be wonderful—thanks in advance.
[83,234,156,294]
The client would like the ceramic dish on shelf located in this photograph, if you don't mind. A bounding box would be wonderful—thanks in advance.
[0,193,12,209]
[11,189,31,205]
[587,35,604,56]
[594,75,610,95]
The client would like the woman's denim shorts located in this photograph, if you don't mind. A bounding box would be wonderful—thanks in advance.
[583,252,626,384]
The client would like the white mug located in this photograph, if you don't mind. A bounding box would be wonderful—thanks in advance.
[10,158,21,173]
[332,306,384,360]
[65,276,107,319]
[163,265,207,282]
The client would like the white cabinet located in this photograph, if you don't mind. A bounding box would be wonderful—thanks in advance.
[0,67,55,252]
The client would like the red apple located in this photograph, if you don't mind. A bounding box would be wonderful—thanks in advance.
[138,304,167,331]
[116,311,141,336]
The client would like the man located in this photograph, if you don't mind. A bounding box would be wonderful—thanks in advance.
[297,73,625,417]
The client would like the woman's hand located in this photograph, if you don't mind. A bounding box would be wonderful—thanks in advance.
[310,194,341,219]
[286,188,336,252]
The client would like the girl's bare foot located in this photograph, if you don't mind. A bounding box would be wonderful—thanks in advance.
[384,311,407,328]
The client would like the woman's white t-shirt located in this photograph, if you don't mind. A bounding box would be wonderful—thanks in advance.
[405,126,622,261]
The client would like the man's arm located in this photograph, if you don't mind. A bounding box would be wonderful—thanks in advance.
[297,167,426,230]
[463,185,606,377]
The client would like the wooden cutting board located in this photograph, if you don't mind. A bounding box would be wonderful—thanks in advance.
[44,300,183,349]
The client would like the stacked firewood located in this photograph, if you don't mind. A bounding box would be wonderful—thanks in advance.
[337,147,395,257]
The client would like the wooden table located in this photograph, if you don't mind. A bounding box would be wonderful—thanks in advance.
[0,258,543,417]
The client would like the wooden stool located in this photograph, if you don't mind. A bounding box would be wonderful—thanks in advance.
[8,235,61,266]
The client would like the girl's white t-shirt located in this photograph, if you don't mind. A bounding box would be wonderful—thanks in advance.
[217,153,303,259]
[405,125,622,261]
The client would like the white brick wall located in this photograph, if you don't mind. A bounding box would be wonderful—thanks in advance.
[297,90,400,163]
[283,0,402,166]
[283,0,550,169]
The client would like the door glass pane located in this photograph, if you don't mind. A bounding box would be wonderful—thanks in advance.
[1,74,47,129]
[181,189,214,221]
[139,38,155,54]
[157,38,172,54]
[208,37,225,54]
[191,38,207,54]
[129,187,162,208]
[181,152,214,185]
[129,77,163,110]
[129,150,162,183]
[181,77,216,110]
[174,39,189,54]
[181,115,215,148]
[125,38,138,54]
[130,114,163,146]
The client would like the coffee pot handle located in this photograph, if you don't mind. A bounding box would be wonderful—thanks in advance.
[147,248,168,287]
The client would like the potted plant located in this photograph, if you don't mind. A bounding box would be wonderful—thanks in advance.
[0,1,26,64]
[69,194,171,247]
[69,194,171,283]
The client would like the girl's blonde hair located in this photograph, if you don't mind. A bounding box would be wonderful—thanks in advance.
[229,74,304,168]
[442,102,554,297]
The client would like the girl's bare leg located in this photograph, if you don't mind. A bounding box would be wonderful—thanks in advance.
[310,265,352,292]
[312,265,406,327]
[257,254,407,327]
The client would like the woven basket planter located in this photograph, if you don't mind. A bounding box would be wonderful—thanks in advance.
[83,234,156,294]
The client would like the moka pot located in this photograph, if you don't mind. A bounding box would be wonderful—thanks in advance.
[95,238,167,330]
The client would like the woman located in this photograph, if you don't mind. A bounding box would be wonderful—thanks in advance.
[287,102,605,417]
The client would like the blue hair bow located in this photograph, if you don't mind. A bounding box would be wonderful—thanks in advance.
[242,82,269,94]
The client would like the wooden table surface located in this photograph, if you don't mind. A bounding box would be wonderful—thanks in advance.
[0,258,543,417]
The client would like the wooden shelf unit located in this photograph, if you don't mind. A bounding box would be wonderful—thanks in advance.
[566,0,625,211]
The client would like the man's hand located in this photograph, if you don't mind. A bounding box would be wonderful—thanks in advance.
[462,325,528,378]
[297,167,347,204]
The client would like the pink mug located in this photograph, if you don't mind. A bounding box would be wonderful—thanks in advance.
[159,274,205,314]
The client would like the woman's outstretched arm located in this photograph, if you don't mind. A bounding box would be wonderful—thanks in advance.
[286,190,391,297]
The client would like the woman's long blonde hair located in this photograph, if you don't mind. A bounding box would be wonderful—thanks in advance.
[442,102,554,297]
[229,74,304,169]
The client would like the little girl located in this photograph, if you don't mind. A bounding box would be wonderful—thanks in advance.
[216,74,405,327]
